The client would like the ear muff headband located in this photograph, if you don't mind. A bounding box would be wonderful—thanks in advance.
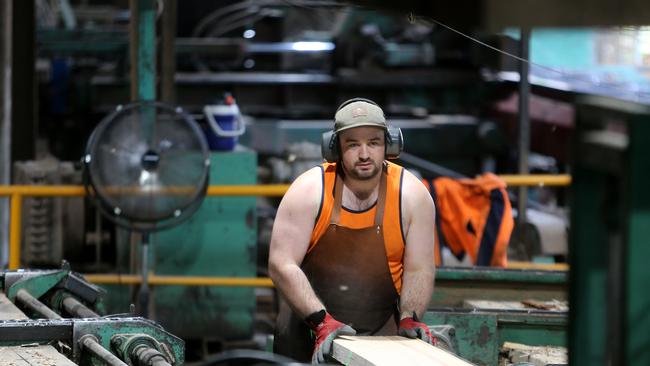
[335,97,380,113]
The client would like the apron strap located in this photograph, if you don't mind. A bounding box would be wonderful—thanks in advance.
[331,165,388,226]
[375,171,387,226]
[331,173,344,225]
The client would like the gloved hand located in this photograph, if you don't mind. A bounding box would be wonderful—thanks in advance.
[306,310,356,364]
[398,315,436,346]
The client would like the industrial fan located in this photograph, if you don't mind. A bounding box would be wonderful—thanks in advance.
[83,101,210,316]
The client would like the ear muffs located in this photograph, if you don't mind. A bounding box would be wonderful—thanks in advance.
[321,126,403,163]
[386,126,404,160]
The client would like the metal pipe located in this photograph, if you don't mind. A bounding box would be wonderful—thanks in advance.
[0,177,570,197]
[130,0,156,102]
[0,0,13,269]
[160,0,177,104]
[8,194,20,269]
[15,289,62,319]
[498,174,570,186]
[80,335,129,366]
[83,273,274,287]
[0,184,291,196]
[398,152,465,179]
[129,0,138,101]
[206,184,289,196]
[95,208,102,267]
[517,28,531,229]
[138,233,150,317]
[62,295,99,318]
[0,185,86,196]
[132,345,172,366]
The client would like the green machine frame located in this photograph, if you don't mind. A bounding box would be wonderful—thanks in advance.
[105,150,258,343]
[571,95,650,366]
[152,150,258,341]
[425,267,567,365]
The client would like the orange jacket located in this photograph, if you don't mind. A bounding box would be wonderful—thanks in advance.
[424,173,513,267]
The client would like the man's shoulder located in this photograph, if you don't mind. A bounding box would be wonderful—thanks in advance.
[400,169,434,206]
[293,165,324,185]
[285,166,325,201]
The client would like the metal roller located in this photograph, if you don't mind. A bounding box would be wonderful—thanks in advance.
[15,289,62,319]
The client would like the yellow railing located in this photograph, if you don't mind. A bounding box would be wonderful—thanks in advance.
[0,184,289,271]
[497,174,571,187]
[84,273,275,287]
[0,174,571,285]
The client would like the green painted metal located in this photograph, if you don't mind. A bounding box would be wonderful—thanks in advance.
[136,0,155,102]
[424,311,498,366]
[424,310,567,366]
[571,96,650,366]
[625,114,650,365]
[37,29,128,54]
[2,270,106,318]
[436,267,566,283]
[152,151,257,340]
[569,166,608,365]
[496,313,566,347]
[0,316,183,365]
[111,333,172,365]
[433,267,567,307]
[72,318,184,366]
[6,270,68,301]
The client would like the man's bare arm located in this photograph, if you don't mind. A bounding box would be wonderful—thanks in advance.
[399,170,436,320]
[268,167,325,319]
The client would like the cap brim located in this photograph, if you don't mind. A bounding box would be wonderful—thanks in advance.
[335,122,387,134]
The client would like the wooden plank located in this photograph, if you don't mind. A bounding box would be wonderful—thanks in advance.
[0,293,29,320]
[464,299,569,312]
[463,300,528,310]
[332,336,475,366]
[0,345,78,366]
[502,342,567,366]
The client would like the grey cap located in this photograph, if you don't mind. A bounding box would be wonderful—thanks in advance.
[334,100,387,134]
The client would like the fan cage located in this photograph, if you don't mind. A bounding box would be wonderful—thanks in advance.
[83,101,210,232]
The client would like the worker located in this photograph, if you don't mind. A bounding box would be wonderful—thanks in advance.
[269,98,437,363]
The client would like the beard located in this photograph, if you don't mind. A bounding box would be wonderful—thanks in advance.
[343,159,381,181]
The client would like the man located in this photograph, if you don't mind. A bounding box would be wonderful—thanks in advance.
[269,98,436,363]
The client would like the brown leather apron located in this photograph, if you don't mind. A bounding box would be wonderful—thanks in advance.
[274,169,400,362]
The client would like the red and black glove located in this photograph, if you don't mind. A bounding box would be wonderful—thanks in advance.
[398,313,437,346]
[306,310,356,364]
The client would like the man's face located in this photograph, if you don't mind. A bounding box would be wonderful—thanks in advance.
[339,126,385,181]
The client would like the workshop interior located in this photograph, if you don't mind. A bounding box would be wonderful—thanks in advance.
[1,0,649,365]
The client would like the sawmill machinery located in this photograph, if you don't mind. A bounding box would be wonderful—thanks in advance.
[0,265,184,366]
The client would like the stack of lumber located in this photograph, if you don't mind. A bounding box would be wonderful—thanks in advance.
[501,342,567,366]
